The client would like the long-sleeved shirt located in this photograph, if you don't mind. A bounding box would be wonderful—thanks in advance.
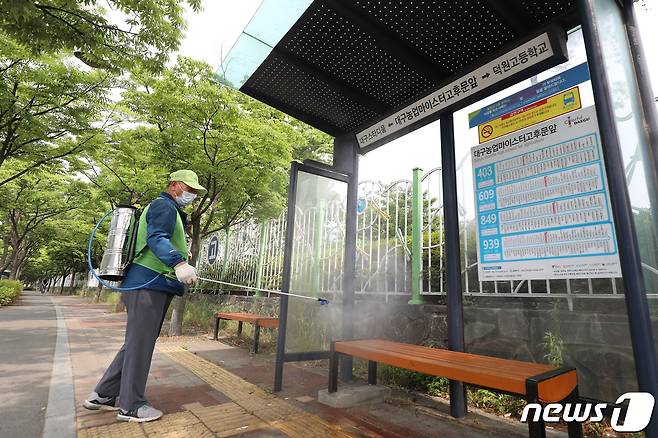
[121,192,188,295]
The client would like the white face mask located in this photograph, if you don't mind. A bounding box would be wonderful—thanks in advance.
[175,190,197,207]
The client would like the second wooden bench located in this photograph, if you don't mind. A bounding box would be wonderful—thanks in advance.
[213,312,279,353]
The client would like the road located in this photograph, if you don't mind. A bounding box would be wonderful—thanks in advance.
[0,291,57,438]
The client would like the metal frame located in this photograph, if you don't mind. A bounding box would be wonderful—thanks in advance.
[440,112,468,418]
[525,368,582,438]
[273,160,350,392]
[577,0,658,434]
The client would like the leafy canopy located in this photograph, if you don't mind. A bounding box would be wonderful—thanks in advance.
[0,0,201,72]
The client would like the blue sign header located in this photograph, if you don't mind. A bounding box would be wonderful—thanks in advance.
[468,62,590,128]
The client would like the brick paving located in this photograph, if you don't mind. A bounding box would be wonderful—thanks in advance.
[54,294,537,438]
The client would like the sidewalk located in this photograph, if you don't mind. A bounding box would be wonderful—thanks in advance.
[50,293,539,438]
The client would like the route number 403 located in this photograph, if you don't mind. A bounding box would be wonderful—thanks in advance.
[482,238,500,250]
[477,166,493,179]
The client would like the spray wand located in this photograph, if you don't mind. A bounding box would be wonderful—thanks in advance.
[197,277,330,305]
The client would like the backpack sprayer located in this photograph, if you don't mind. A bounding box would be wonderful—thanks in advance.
[88,206,330,304]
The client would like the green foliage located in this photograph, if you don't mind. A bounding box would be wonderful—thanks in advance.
[380,365,525,417]
[0,279,23,306]
[0,41,110,187]
[0,0,200,72]
[542,331,565,367]
[380,366,437,392]
[182,294,216,329]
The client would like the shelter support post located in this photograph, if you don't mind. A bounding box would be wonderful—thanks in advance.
[440,112,467,418]
[577,0,658,434]
[273,163,299,392]
[334,135,359,382]
[623,0,658,265]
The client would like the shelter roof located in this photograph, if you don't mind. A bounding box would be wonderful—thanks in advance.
[220,0,578,142]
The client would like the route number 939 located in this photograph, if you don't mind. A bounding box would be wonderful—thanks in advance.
[482,238,500,250]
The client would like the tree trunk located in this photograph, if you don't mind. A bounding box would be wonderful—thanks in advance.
[168,215,202,336]
[70,271,77,293]
[168,294,187,336]
[93,281,103,303]
[59,270,69,294]
[8,249,23,280]
[0,236,9,272]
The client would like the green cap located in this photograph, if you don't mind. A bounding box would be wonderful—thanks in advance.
[169,169,207,194]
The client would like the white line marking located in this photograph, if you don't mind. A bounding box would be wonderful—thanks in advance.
[43,298,75,438]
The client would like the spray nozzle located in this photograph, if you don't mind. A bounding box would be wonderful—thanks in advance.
[318,298,330,305]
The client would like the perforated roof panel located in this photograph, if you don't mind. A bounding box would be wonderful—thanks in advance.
[230,0,579,138]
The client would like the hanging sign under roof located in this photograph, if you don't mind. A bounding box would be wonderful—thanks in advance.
[356,29,567,150]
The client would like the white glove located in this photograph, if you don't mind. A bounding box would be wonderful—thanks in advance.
[174,262,197,285]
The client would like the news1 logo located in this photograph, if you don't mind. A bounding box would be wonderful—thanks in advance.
[521,392,655,432]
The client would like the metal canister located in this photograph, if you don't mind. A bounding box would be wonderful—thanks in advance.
[98,206,139,281]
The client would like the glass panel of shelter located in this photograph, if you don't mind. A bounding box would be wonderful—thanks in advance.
[284,169,347,354]
[453,26,638,403]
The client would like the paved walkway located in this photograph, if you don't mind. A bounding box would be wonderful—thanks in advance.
[1,291,548,438]
[0,291,57,438]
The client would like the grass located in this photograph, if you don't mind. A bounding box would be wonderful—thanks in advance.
[0,279,23,306]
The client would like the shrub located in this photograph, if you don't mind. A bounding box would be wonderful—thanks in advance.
[0,280,24,306]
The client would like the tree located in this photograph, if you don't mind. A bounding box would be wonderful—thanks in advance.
[0,0,200,73]
[74,127,168,208]
[0,36,111,187]
[0,165,91,279]
[124,57,302,335]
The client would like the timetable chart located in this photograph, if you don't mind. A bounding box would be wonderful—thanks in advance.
[471,106,621,280]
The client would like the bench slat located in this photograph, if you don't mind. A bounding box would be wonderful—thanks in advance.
[334,340,576,402]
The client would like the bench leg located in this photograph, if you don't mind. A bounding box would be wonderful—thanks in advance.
[328,343,339,393]
[213,316,220,341]
[566,388,583,438]
[526,380,545,438]
[253,324,261,354]
[527,417,546,438]
[368,361,377,385]
[237,321,243,335]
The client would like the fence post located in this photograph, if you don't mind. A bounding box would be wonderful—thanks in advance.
[254,221,268,297]
[310,199,326,297]
[409,167,424,304]
[219,228,231,291]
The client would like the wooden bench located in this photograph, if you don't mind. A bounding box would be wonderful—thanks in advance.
[213,312,278,353]
[329,339,581,438]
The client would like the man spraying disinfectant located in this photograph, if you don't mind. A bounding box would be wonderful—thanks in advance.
[83,170,205,423]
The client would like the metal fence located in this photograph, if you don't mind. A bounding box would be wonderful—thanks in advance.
[197,165,658,302]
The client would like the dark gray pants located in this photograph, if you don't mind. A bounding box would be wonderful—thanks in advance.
[95,289,173,411]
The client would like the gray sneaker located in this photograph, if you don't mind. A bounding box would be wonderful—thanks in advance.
[117,404,163,423]
[83,391,119,411]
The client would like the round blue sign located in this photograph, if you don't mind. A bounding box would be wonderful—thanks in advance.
[207,236,219,265]
[357,197,367,214]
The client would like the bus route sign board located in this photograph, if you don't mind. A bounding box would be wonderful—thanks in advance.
[471,106,622,281]
[356,30,566,150]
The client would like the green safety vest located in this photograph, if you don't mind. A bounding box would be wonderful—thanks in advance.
[132,198,188,280]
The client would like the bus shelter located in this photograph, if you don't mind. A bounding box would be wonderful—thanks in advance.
[219,0,658,434]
